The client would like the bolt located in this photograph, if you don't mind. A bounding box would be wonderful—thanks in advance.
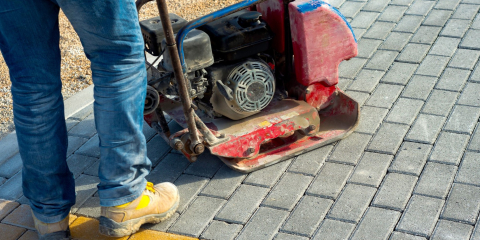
[190,156,198,162]
[246,147,255,155]
[171,138,184,150]
[194,143,205,155]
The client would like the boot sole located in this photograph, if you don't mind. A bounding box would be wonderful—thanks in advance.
[98,196,179,237]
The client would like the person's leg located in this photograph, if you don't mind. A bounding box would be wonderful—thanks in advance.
[57,1,179,236]
[0,0,74,224]
[57,0,151,207]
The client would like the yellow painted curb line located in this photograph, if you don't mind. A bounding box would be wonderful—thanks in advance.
[70,216,198,240]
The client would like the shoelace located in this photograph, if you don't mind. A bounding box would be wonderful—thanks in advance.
[146,182,156,193]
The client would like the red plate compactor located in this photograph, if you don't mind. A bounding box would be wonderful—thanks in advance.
[138,0,359,172]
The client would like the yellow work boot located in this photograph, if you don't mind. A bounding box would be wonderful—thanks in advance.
[32,213,70,240]
[99,182,179,237]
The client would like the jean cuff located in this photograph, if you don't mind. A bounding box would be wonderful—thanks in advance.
[99,179,147,207]
[31,208,70,224]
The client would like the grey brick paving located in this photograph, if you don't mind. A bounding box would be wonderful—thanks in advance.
[423,10,452,27]
[441,183,480,224]
[215,184,269,224]
[378,5,408,22]
[396,195,444,237]
[329,133,371,165]
[327,184,377,223]
[68,113,96,138]
[416,55,451,77]
[0,171,22,201]
[469,123,480,151]
[458,82,480,107]
[348,69,385,93]
[402,75,437,100]
[363,22,396,40]
[66,154,97,179]
[367,123,410,155]
[460,29,480,50]
[200,165,246,199]
[456,152,480,186]
[243,159,291,188]
[0,154,21,179]
[356,39,382,59]
[350,12,379,29]
[386,98,424,125]
[75,134,100,158]
[362,0,389,12]
[356,106,388,135]
[313,219,355,240]
[394,15,424,33]
[288,145,332,176]
[338,1,365,19]
[306,162,353,200]
[430,132,469,165]
[348,152,392,188]
[452,4,480,20]
[200,220,242,240]
[236,207,289,240]
[434,0,461,10]
[345,91,370,106]
[430,220,473,240]
[372,173,418,211]
[365,50,399,71]
[4,1,480,239]
[381,62,418,85]
[405,114,446,144]
[0,133,18,166]
[390,232,427,240]
[274,233,308,240]
[169,196,226,237]
[262,173,313,211]
[338,58,367,79]
[444,105,480,134]
[448,49,480,70]
[380,32,413,51]
[440,19,470,38]
[365,84,404,109]
[173,174,209,213]
[435,68,471,92]
[281,196,332,237]
[429,37,461,57]
[146,153,190,184]
[350,207,401,240]
[71,174,99,213]
[406,0,435,16]
[410,26,442,45]
[396,43,430,64]
[184,152,224,178]
[414,162,457,199]
[421,90,458,116]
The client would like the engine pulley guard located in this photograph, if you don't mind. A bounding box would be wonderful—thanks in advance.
[159,88,359,173]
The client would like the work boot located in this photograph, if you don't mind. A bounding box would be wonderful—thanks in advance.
[99,182,179,237]
[32,212,70,240]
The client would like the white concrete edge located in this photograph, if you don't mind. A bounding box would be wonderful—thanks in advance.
[0,84,95,163]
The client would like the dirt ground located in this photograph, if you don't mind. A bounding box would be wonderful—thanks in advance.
[0,0,240,139]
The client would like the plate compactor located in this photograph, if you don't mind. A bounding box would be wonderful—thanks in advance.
[138,0,359,172]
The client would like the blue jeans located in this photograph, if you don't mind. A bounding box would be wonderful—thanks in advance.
[0,0,151,223]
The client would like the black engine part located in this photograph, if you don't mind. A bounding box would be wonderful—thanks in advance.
[199,10,274,62]
[140,13,188,56]
[161,29,214,73]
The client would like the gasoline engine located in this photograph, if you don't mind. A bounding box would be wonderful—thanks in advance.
[141,10,277,120]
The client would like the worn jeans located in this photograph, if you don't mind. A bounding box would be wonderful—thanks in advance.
[0,0,151,223]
